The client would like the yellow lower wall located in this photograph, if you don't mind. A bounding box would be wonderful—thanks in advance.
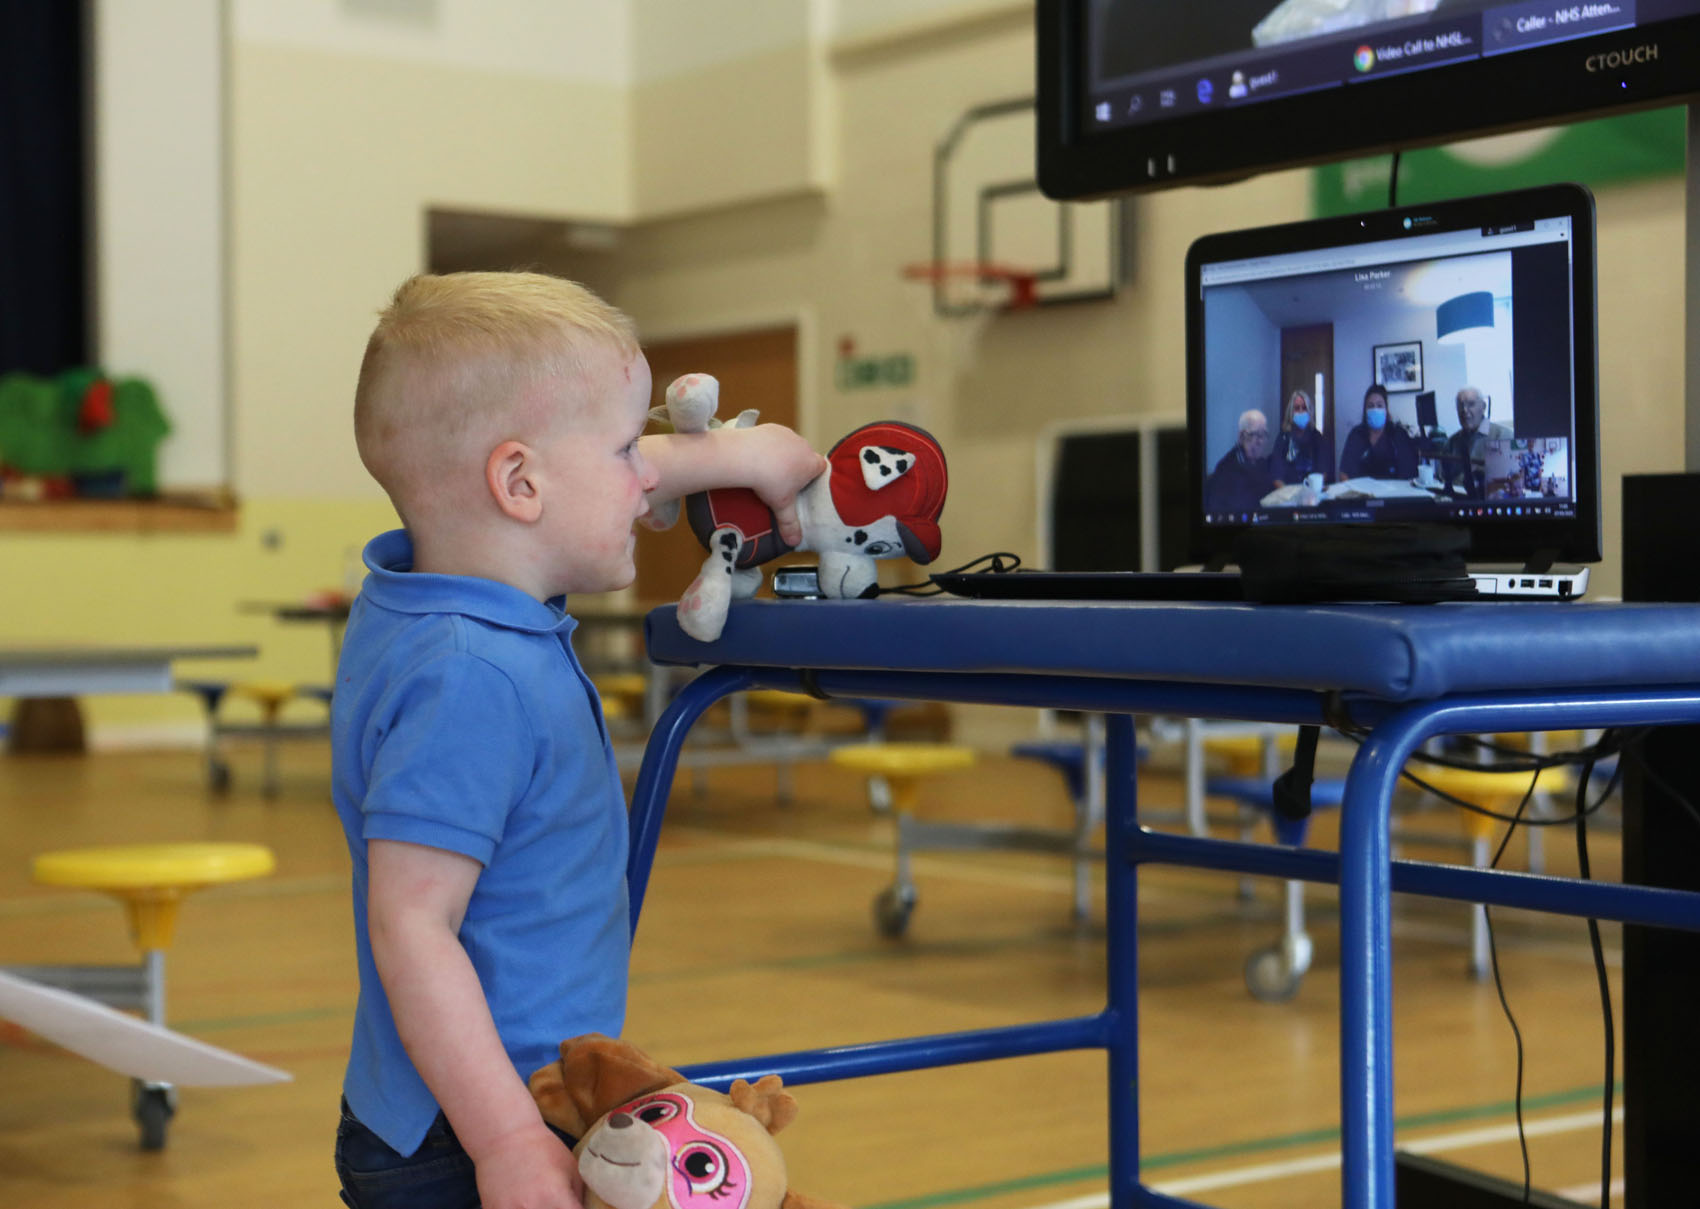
[1,497,398,745]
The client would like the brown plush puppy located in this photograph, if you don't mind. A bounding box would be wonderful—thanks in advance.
[529,1034,839,1209]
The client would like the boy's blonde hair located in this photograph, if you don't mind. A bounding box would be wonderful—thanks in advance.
[354,272,640,514]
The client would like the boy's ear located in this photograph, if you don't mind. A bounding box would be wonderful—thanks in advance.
[486,439,542,522]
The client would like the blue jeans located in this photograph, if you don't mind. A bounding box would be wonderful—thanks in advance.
[335,1098,577,1209]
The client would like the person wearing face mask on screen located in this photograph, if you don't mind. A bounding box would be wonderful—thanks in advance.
[1337,383,1418,482]
[1269,388,1334,488]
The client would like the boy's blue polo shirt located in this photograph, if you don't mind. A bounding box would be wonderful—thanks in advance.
[332,529,629,1156]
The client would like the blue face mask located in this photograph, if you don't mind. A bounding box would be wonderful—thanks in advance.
[1365,406,1387,430]
[1291,411,1311,430]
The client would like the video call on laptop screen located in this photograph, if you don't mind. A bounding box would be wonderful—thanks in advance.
[1192,205,1583,532]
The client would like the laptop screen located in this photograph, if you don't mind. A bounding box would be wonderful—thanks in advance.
[1184,183,1601,567]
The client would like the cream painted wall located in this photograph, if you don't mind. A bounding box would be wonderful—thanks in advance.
[629,0,830,218]
[631,0,811,80]
[230,43,630,498]
[234,0,630,84]
[92,0,227,488]
[632,46,828,219]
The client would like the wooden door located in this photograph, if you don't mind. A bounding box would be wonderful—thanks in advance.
[634,325,799,604]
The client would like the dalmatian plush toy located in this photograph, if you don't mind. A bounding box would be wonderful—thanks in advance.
[650,374,948,643]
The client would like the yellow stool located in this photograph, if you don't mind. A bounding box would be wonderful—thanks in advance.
[26,842,277,1148]
[1410,764,1571,978]
[722,690,827,805]
[231,681,303,796]
[741,689,818,733]
[594,673,650,730]
[594,673,649,711]
[183,679,329,796]
[830,742,976,936]
[1204,730,1299,777]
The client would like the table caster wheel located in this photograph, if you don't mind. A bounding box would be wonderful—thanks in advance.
[1244,945,1302,1003]
[873,884,916,938]
[132,1079,177,1150]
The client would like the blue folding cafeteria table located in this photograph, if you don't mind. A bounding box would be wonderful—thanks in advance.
[626,597,1700,1209]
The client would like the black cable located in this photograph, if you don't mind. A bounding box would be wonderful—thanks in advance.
[1483,768,1541,1203]
[1329,725,1639,826]
[1389,150,1403,208]
[1570,746,1615,1209]
[1337,724,1642,779]
[874,551,1021,597]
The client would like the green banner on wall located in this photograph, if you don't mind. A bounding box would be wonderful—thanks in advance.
[1312,105,1686,217]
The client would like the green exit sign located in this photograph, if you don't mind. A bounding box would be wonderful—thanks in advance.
[836,352,914,391]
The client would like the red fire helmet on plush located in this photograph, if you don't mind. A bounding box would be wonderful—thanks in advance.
[824,421,948,564]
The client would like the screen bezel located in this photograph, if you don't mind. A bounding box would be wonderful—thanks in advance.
[1037,0,1700,199]
[1183,183,1602,567]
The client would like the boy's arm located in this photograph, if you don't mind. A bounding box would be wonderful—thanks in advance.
[639,424,826,546]
[368,837,582,1209]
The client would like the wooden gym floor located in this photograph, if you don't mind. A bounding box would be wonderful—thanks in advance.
[0,729,1625,1207]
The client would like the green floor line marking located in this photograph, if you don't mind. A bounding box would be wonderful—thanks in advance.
[859,1081,1622,1209]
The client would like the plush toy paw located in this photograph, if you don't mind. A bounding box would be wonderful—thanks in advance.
[677,528,739,642]
[665,374,719,434]
[679,528,767,642]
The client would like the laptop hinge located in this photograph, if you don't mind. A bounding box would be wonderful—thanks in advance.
[1521,548,1558,574]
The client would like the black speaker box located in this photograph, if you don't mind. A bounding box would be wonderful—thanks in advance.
[1620,473,1700,1206]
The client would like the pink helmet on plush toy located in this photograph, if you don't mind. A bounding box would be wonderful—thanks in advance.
[825,421,948,564]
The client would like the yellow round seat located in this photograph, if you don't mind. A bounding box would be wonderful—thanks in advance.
[744,689,817,711]
[231,680,298,717]
[1205,731,1299,776]
[830,742,975,811]
[34,842,276,950]
[594,672,648,699]
[1413,764,1573,840]
[1490,730,1585,752]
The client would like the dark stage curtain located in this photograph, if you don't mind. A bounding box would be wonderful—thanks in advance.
[0,1,86,375]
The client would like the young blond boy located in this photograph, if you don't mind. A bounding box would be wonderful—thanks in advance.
[331,272,823,1209]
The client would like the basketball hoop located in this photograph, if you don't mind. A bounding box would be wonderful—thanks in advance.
[902,261,1041,317]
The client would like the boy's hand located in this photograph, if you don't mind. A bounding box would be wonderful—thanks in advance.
[473,1123,584,1209]
[742,424,828,548]
[639,422,827,548]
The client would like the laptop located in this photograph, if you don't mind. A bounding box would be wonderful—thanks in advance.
[934,183,1601,603]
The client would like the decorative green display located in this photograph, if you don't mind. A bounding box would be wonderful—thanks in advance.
[0,369,172,497]
[1313,105,1686,217]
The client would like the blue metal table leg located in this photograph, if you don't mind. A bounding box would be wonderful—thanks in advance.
[1336,688,1700,1208]
[1104,713,1142,1209]
[627,665,754,926]
[1338,719,1409,1209]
